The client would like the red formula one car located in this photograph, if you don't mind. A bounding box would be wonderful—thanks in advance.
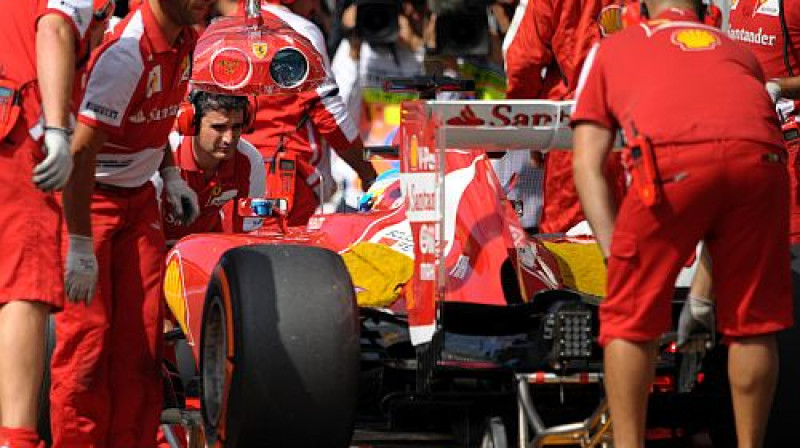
[40,3,729,448]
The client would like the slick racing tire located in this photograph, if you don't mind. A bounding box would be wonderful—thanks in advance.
[200,245,360,448]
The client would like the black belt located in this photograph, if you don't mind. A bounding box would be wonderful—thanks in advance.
[94,182,150,195]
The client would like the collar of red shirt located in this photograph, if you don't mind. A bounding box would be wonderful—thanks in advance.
[177,136,236,179]
[140,0,192,54]
[654,7,700,23]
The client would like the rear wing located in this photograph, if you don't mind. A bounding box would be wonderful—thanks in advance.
[429,100,576,150]
[399,99,620,346]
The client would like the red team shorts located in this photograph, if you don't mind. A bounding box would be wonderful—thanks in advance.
[600,140,794,345]
[0,126,64,308]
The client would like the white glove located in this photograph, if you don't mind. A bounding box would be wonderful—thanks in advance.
[677,296,716,351]
[65,234,98,305]
[766,80,782,104]
[161,166,199,225]
[33,127,74,192]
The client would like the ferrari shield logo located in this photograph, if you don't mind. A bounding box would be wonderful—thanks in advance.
[252,42,268,59]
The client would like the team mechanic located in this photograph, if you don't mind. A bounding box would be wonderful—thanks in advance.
[676,0,800,444]
[0,1,111,447]
[51,0,212,447]
[572,0,792,446]
[502,0,627,234]
[240,0,378,226]
[161,90,266,244]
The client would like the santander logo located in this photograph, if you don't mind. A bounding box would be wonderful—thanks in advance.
[446,105,485,126]
[446,104,571,127]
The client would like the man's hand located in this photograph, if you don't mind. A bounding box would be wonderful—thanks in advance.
[766,80,782,104]
[65,234,98,305]
[33,127,74,191]
[358,166,378,192]
[161,166,199,225]
[677,295,716,352]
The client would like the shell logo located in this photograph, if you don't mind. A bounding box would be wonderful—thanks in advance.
[671,29,721,51]
[409,134,419,170]
[598,5,623,36]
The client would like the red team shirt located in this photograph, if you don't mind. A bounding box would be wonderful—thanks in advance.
[78,0,197,187]
[163,133,266,243]
[573,9,782,147]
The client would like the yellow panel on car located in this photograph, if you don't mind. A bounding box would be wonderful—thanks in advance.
[542,240,606,298]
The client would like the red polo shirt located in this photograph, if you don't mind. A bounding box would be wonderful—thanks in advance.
[573,9,783,147]
[162,133,266,243]
[728,0,800,80]
[78,0,197,187]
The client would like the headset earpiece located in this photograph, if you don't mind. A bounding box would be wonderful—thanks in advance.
[176,100,198,136]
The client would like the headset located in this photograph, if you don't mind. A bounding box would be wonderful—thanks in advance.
[176,90,257,136]
[622,0,722,28]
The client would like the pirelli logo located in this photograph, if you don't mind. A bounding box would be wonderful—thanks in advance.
[86,102,119,120]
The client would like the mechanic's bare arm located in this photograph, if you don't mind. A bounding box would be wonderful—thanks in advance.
[160,142,178,170]
[338,138,378,191]
[36,14,77,130]
[573,122,616,258]
[772,76,800,100]
[64,123,108,237]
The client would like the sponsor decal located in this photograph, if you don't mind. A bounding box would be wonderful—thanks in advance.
[86,101,119,120]
[671,29,721,51]
[755,0,778,16]
[148,104,181,122]
[418,223,437,255]
[728,26,777,46]
[449,254,470,280]
[445,104,570,128]
[517,245,535,269]
[407,134,437,172]
[420,262,436,281]
[372,226,415,257]
[129,110,146,124]
[180,55,191,81]
[446,105,485,126]
[146,65,162,98]
[210,47,253,90]
[307,216,326,230]
[402,173,439,222]
[207,189,237,207]
[128,105,180,124]
[597,4,624,36]
[252,42,268,59]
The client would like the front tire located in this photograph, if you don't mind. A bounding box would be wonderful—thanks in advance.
[200,245,360,448]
